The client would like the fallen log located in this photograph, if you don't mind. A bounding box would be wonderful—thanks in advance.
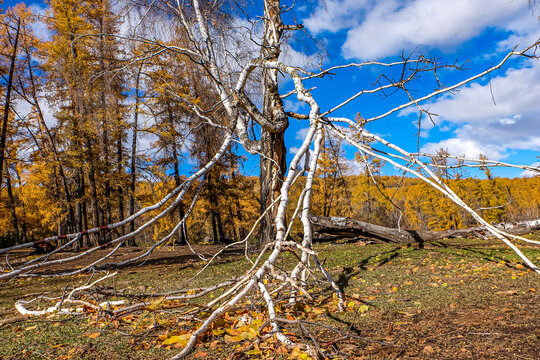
[0,314,28,327]
[309,215,540,244]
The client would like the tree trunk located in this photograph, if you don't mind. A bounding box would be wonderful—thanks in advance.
[216,205,226,243]
[259,130,287,245]
[99,3,113,244]
[5,168,20,244]
[84,135,102,244]
[206,173,225,243]
[101,119,113,243]
[75,169,85,249]
[24,54,76,234]
[257,0,288,246]
[309,215,540,245]
[167,102,188,245]
[228,204,239,242]
[12,166,28,243]
[117,131,125,237]
[128,63,143,247]
[211,211,219,244]
[0,18,20,190]
[232,172,246,241]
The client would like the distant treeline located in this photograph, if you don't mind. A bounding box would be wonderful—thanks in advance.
[1,173,538,248]
[305,175,540,231]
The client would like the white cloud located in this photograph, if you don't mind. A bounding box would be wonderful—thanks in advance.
[129,129,159,157]
[419,129,430,138]
[520,162,540,178]
[402,60,540,161]
[498,116,519,126]
[284,98,306,113]
[421,138,506,160]
[28,4,50,40]
[14,98,58,129]
[344,158,364,175]
[304,0,533,60]
[495,10,540,52]
[407,62,540,123]
[281,42,322,70]
[118,6,178,45]
[303,0,539,164]
[303,0,372,34]
[439,125,450,132]
[295,127,310,140]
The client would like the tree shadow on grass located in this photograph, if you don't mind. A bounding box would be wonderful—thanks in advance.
[324,311,396,348]
[335,246,407,290]
[24,246,246,276]
[427,242,524,269]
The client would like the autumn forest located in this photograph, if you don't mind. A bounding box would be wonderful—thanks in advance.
[1,1,539,250]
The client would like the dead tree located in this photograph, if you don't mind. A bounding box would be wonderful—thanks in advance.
[310,215,540,244]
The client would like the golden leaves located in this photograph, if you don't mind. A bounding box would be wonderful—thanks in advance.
[359,304,370,314]
[289,347,312,360]
[86,332,100,339]
[224,315,262,343]
[162,333,191,347]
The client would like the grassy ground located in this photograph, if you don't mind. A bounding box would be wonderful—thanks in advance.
[1,234,540,359]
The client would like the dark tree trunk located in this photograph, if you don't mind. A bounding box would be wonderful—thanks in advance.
[211,211,219,244]
[206,173,225,243]
[128,63,143,247]
[228,205,239,242]
[257,0,288,246]
[103,129,113,242]
[167,102,188,245]
[63,15,89,249]
[232,172,246,241]
[117,132,125,237]
[99,8,113,244]
[75,168,86,249]
[5,169,20,244]
[85,135,102,245]
[0,18,20,190]
[13,166,28,242]
[101,119,113,243]
[22,46,76,234]
[216,206,226,243]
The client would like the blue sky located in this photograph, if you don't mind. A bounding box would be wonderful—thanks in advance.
[277,0,540,178]
[5,0,540,178]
